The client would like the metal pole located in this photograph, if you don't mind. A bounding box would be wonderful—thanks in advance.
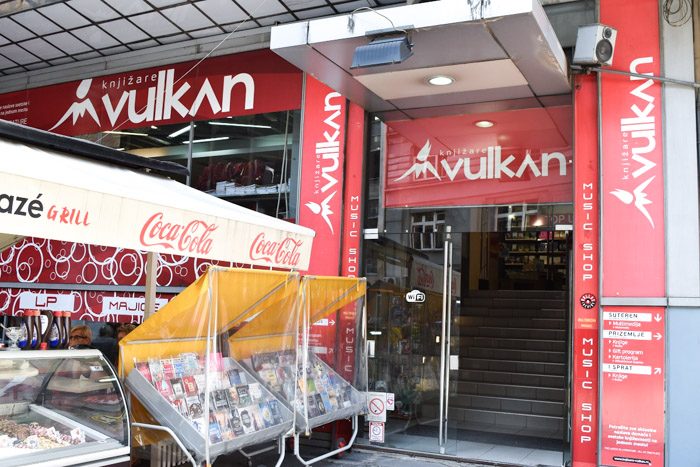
[438,226,450,453]
[443,229,453,453]
[144,252,158,320]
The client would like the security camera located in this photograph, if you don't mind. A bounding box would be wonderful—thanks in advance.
[573,24,617,66]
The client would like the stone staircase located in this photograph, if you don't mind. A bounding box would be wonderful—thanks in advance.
[425,290,568,440]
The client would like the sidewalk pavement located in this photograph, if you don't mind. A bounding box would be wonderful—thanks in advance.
[215,446,490,467]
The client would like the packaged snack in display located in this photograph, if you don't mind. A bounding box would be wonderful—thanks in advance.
[161,359,175,380]
[171,378,185,398]
[238,407,256,434]
[182,376,198,396]
[229,410,245,437]
[258,402,274,428]
[135,362,152,383]
[148,359,164,383]
[236,385,252,406]
[211,390,229,411]
[248,383,263,403]
[268,400,284,425]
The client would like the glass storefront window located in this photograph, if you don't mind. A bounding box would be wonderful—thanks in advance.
[77,111,300,220]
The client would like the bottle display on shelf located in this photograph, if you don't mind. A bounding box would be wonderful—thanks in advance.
[133,351,290,444]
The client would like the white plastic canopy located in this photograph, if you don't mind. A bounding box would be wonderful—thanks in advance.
[0,137,315,270]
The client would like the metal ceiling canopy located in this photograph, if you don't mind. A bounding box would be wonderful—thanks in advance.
[0,0,406,81]
[271,0,570,119]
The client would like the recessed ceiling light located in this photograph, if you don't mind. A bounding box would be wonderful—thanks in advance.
[428,75,454,86]
[474,120,494,128]
[209,122,272,129]
[168,124,194,138]
[191,136,229,143]
[103,131,147,136]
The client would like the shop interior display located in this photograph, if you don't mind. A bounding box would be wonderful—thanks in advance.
[0,350,129,467]
[132,351,291,444]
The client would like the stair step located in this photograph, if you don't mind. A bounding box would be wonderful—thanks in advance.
[456,307,566,319]
[458,358,565,375]
[459,297,566,309]
[455,316,566,329]
[449,394,565,417]
[461,347,565,363]
[459,337,566,352]
[464,290,566,300]
[455,381,565,402]
[422,405,564,433]
[457,369,565,388]
[461,326,567,340]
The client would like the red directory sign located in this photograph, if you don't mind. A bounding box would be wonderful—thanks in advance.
[600,0,665,297]
[571,73,599,467]
[600,307,665,466]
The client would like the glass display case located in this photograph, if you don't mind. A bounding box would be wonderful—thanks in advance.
[0,349,130,467]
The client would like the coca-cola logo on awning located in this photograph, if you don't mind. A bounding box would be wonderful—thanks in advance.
[249,233,302,267]
[139,212,217,255]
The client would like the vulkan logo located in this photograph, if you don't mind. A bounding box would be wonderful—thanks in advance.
[611,56,658,228]
[395,140,567,182]
[50,69,255,130]
[305,91,343,234]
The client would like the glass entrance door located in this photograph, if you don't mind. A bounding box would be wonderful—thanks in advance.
[363,227,461,455]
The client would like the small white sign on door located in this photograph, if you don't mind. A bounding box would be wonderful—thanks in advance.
[369,422,385,443]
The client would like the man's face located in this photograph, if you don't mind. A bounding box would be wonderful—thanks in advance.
[241,411,251,426]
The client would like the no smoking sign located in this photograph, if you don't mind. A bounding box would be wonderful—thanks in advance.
[367,392,387,422]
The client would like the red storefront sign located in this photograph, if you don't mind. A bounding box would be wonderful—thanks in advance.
[298,76,347,362]
[298,76,346,276]
[338,102,365,381]
[572,73,600,467]
[600,0,665,297]
[384,107,573,208]
[0,49,301,135]
[601,307,665,466]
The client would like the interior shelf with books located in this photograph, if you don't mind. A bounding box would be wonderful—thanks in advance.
[501,230,569,286]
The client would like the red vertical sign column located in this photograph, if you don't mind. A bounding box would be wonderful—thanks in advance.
[338,102,365,381]
[572,73,600,467]
[599,0,666,466]
[299,76,347,361]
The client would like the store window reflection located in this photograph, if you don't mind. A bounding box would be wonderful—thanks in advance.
[77,110,299,220]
